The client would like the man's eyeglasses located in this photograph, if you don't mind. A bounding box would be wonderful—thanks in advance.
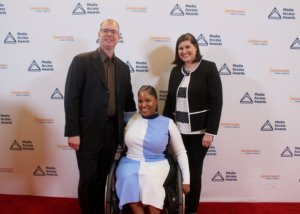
[101,29,119,35]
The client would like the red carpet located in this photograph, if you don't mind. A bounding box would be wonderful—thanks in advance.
[0,194,299,214]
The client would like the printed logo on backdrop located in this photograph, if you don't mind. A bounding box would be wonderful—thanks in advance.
[268,7,295,20]
[261,120,286,131]
[240,92,253,104]
[0,63,8,71]
[119,33,124,43]
[197,34,222,46]
[30,5,50,13]
[4,32,30,44]
[28,60,54,72]
[240,92,266,104]
[126,61,149,73]
[53,35,74,42]
[207,146,217,156]
[224,8,246,16]
[51,88,63,99]
[4,32,16,44]
[35,118,54,124]
[290,96,300,103]
[159,90,167,101]
[10,139,34,151]
[170,3,199,16]
[33,166,58,176]
[72,2,100,15]
[126,61,135,72]
[126,5,147,13]
[248,39,269,46]
[240,148,261,155]
[197,34,208,46]
[281,146,300,157]
[269,68,290,75]
[57,144,73,150]
[260,174,280,181]
[0,167,14,173]
[1,114,12,124]
[219,63,245,75]
[0,3,7,14]
[150,36,171,43]
[220,122,240,129]
[212,171,237,182]
[28,60,40,71]
[290,38,300,49]
[11,90,31,97]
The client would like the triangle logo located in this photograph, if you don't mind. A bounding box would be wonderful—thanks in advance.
[219,64,231,75]
[240,92,253,104]
[212,171,225,182]
[28,60,41,72]
[10,140,22,151]
[268,7,281,20]
[170,4,184,16]
[73,3,86,15]
[126,61,135,73]
[197,34,208,46]
[4,32,17,44]
[261,120,273,131]
[51,88,64,99]
[281,146,293,157]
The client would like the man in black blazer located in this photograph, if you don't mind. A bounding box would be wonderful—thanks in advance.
[64,19,136,214]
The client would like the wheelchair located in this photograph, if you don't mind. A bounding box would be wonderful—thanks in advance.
[105,151,185,214]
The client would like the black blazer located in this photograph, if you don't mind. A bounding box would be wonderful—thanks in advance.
[64,49,136,150]
[163,59,222,135]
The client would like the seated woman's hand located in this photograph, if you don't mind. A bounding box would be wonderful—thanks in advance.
[182,184,190,194]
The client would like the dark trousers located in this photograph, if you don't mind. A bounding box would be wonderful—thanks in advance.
[182,134,209,214]
[75,120,118,214]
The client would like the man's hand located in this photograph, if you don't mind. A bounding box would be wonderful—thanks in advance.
[68,136,80,151]
[182,184,190,194]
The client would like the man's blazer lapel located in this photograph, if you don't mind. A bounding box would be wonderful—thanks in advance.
[91,50,108,89]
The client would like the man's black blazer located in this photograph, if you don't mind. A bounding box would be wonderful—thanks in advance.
[64,49,136,150]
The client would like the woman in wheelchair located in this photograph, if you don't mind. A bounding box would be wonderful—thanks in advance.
[116,85,190,214]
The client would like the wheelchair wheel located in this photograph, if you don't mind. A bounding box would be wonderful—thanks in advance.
[164,159,185,214]
[176,164,185,214]
[105,160,120,214]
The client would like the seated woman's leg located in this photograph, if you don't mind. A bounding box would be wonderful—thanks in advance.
[148,205,161,214]
[130,202,145,214]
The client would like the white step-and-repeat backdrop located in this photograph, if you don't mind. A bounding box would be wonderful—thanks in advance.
[1,0,299,202]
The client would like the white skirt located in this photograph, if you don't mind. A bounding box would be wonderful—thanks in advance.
[116,157,170,209]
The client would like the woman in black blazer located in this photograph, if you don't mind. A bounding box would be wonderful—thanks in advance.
[163,33,223,214]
